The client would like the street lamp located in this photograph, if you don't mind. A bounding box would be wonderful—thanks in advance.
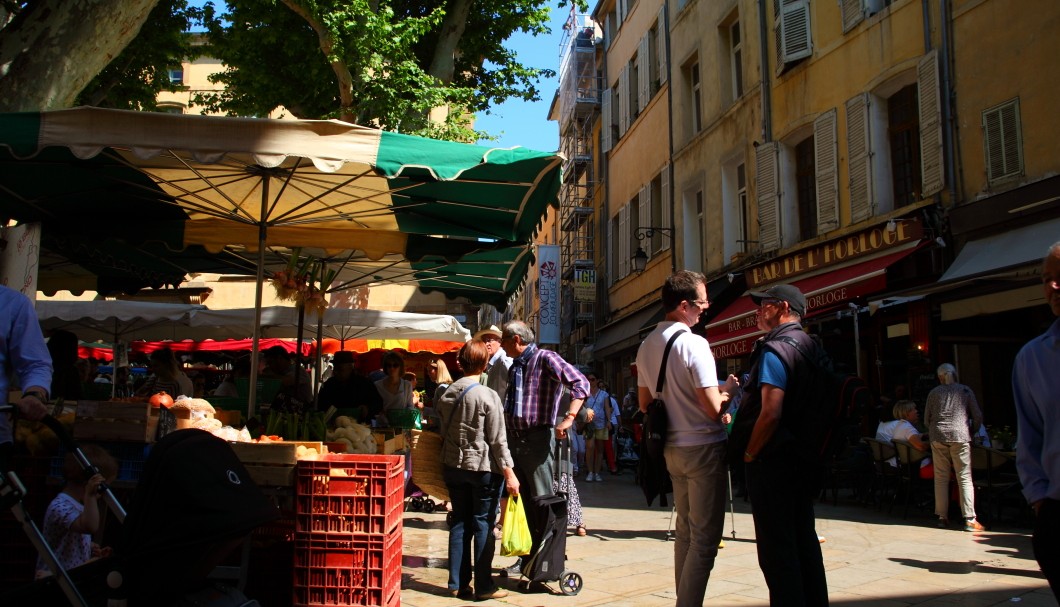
[631,226,675,273]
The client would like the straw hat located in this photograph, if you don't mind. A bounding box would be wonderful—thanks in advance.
[473,324,502,341]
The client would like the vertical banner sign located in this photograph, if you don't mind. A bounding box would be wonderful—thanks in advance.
[537,245,560,344]
[0,222,41,300]
[573,268,596,302]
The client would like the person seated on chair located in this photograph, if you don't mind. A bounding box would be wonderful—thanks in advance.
[876,400,931,477]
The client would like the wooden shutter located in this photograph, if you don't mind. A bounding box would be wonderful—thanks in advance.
[607,214,615,284]
[756,142,781,251]
[774,0,812,66]
[841,0,864,33]
[618,204,630,278]
[639,186,651,257]
[660,165,671,249]
[638,34,650,113]
[983,99,1023,183]
[918,50,945,197]
[814,108,839,233]
[601,89,612,152]
[657,6,668,84]
[618,0,627,25]
[846,93,873,223]
[619,66,630,137]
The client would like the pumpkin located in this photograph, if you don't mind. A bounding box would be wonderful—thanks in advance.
[149,391,174,409]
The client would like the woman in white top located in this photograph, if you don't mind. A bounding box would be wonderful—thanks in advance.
[876,400,930,473]
[374,351,420,412]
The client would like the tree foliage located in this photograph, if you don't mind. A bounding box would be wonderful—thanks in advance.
[195,0,569,142]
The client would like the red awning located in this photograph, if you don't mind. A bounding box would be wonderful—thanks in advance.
[706,244,921,359]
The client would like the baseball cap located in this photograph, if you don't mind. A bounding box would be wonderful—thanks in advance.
[473,324,502,341]
[748,284,807,317]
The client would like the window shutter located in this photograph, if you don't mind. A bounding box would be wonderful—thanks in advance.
[657,6,668,84]
[775,0,812,66]
[841,0,864,33]
[618,0,627,25]
[619,204,630,278]
[846,93,873,223]
[814,108,839,233]
[639,186,651,257]
[607,215,615,283]
[638,35,650,112]
[983,99,1023,183]
[619,66,630,137]
[918,50,944,197]
[756,142,781,251]
[661,165,671,249]
[602,89,612,152]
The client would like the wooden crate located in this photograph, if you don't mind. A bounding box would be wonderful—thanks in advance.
[374,431,406,455]
[73,401,157,442]
[230,441,326,488]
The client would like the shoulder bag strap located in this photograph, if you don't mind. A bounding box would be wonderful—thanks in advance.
[440,383,479,447]
[655,330,687,397]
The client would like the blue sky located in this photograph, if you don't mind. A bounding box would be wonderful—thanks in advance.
[474,1,568,153]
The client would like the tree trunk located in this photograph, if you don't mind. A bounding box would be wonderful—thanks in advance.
[427,0,475,84]
[0,0,161,112]
[281,0,356,124]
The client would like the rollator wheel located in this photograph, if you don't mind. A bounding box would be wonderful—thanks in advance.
[411,496,426,511]
[559,571,583,595]
[423,498,437,512]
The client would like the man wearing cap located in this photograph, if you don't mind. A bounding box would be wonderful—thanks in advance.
[741,284,828,606]
[475,325,512,399]
[317,351,383,421]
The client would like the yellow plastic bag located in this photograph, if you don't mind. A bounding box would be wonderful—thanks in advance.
[500,495,532,557]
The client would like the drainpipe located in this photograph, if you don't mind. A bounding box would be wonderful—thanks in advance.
[663,2,677,272]
[757,0,773,142]
[938,0,958,207]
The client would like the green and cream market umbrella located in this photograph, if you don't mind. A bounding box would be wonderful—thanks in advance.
[0,107,562,410]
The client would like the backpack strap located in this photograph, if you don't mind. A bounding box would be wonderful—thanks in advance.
[655,330,686,397]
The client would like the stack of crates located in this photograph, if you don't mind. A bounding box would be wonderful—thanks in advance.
[293,454,404,607]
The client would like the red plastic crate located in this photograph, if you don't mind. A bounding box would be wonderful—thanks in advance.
[295,455,404,536]
[292,531,401,607]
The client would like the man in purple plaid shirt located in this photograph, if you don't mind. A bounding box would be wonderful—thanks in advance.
[498,319,589,582]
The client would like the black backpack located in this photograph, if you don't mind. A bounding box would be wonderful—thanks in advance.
[730,334,869,471]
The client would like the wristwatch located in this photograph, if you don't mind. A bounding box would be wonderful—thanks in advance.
[22,389,47,401]
[565,411,577,418]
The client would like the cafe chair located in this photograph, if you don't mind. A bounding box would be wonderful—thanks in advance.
[862,438,898,510]
[892,439,931,518]
[971,445,1022,524]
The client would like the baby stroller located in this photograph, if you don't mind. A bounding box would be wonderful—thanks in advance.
[3,411,279,606]
[615,426,639,470]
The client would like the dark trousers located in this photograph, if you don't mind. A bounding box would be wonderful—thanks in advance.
[1034,498,1060,597]
[507,426,556,566]
[746,453,829,607]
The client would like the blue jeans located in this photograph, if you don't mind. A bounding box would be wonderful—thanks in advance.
[444,466,503,593]
[664,440,728,607]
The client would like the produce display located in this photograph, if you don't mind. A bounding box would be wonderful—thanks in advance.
[325,416,377,454]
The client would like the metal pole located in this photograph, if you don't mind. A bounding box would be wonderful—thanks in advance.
[248,178,269,418]
[728,468,737,539]
[852,305,862,377]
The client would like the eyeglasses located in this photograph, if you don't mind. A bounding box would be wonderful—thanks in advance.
[481,335,500,343]
[686,299,709,308]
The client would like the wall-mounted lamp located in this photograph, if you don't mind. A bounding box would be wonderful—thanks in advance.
[631,226,675,273]
[886,219,897,233]
[726,272,741,283]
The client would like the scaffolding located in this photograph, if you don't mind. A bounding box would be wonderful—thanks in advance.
[557,10,600,365]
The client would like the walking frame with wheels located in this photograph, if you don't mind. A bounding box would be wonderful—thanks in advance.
[666,468,737,541]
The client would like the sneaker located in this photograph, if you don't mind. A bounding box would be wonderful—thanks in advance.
[817,535,826,543]
[593,472,603,481]
[475,588,509,600]
[586,473,596,482]
[936,517,949,529]
[964,518,986,532]
[499,558,523,578]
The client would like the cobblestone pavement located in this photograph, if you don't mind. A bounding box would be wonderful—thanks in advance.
[399,471,1054,606]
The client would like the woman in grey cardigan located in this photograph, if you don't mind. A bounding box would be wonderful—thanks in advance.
[437,340,520,600]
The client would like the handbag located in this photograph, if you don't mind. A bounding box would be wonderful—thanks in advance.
[499,495,532,556]
[409,383,478,501]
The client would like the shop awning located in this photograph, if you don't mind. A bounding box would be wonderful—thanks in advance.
[939,216,1060,283]
[705,244,921,359]
[593,304,662,358]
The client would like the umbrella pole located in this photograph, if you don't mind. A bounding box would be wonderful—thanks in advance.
[314,313,324,403]
[248,181,270,419]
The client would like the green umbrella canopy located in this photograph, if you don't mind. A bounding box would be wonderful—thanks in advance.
[0,107,561,305]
